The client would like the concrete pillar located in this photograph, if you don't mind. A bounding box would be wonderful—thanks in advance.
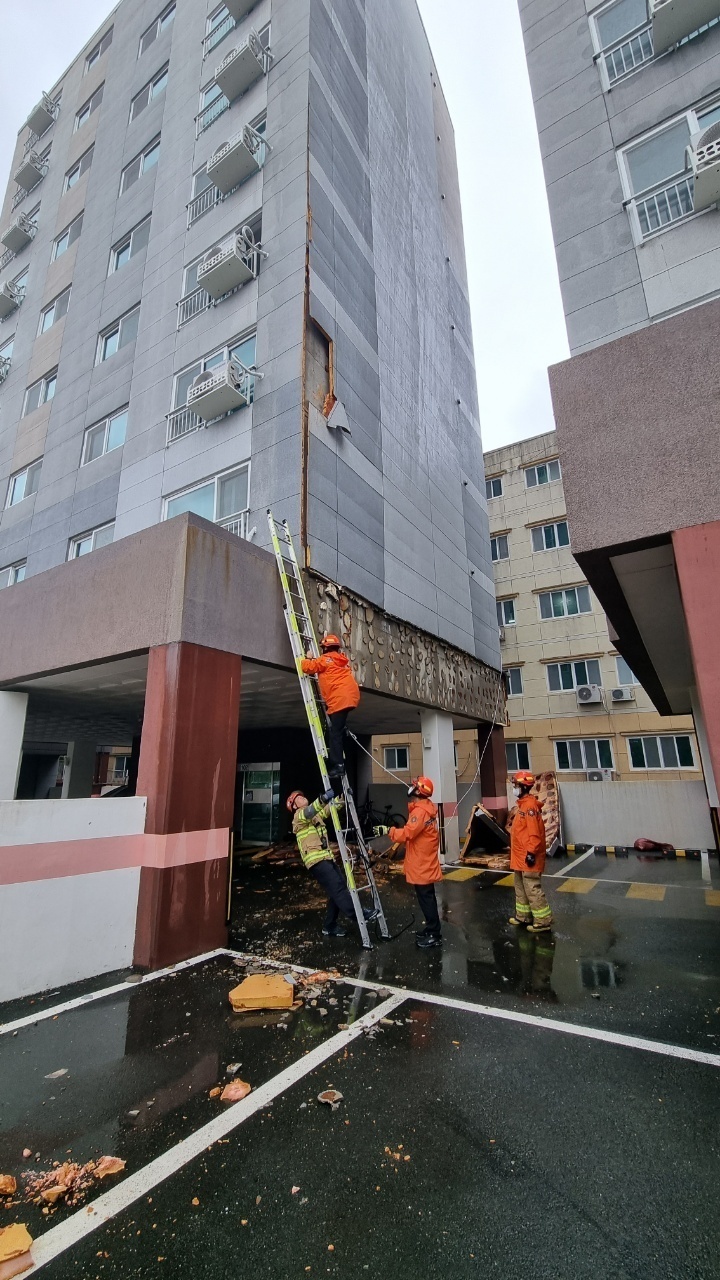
[691,689,719,809]
[420,709,459,862]
[61,740,98,799]
[673,524,720,829]
[480,724,509,826]
[134,642,242,970]
[0,691,28,801]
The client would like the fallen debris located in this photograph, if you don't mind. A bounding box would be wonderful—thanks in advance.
[220,1079,252,1104]
[43,1070,68,1081]
[0,1180,16,1198]
[317,1090,343,1111]
[94,1158,126,1180]
[209,1088,222,1099]
[229,975,294,1013]
[0,1224,32,1267]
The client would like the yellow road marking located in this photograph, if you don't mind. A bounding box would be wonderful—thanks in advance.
[494,874,515,887]
[676,849,686,857]
[557,879,597,894]
[626,883,666,901]
[444,868,482,881]
[705,890,720,907]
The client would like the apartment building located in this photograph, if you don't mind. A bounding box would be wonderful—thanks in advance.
[0,0,504,993]
[519,0,720,841]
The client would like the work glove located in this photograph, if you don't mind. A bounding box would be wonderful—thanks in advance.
[373,825,390,838]
[321,788,335,803]
[332,797,345,810]
[525,852,537,869]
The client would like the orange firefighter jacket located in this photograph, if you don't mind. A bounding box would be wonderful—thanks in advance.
[509,794,547,874]
[389,799,443,885]
[300,651,361,715]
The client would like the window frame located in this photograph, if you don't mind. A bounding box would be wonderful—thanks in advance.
[139,3,176,56]
[538,585,592,620]
[81,407,128,465]
[130,63,169,122]
[618,98,720,243]
[496,598,516,627]
[22,370,56,417]
[504,667,523,697]
[52,212,84,261]
[506,741,531,773]
[627,734,695,771]
[64,146,94,192]
[109,216,151,273]
[531,519,570,553]
[547,659,602,692]
[524,459,561,488]
[85,27,113,72]
[491,534,509,562]
[485,476,503,500]
[97,305,141,363]
[69,522,115,559]
[6,459,42,507]
[74,83,104,132]
[120,136,161,194]
[0,561,26,589]
[555,738,615,772]
[383,745,410,773]
[38,286,71,336]
[163,462,251,527]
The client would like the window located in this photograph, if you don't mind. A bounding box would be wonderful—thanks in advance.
[74,84,104,131]
[539,586,592,619]
[0,562,26,589]
[82,407,128,463]
[110,217,151,272]
[628,735,694,770]
[496,599,515,627]
[182,257,203,297]
[491,535,509,562]
[525,460,561,488]
[506,742,530,773]
[130,64,169,121]
[70,522,115,558]
[486,476,503,500]
[86,27,113,71]
[164,465,250,528]
[9,267,28,304]
[504,667,523,697]
[616,656,639,686]
[198,80,228,133]
[620,101,720,239]
[531,520,570,552]
[555,739,614,771]
[205,4,234,53]
[192,166,214,199]
[52,212,83,260]
[64,146,94,191]
[173,334,257,409]
[140,3,176,56]
[23,370,56,416]
[120,137,160,194]
[38,286,71,335]
[384,746,409,772]
[7,460,42,507]
[98,306,140,361]
[0,335,14,362]
[547,660,602,691]
[590,0,653,85]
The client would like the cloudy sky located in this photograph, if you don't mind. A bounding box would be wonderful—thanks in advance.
[0,0,569,451]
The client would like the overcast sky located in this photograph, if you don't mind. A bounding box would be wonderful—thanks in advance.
[0,0,569,452]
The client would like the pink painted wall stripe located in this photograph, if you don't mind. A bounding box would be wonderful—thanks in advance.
[0,829,229,887]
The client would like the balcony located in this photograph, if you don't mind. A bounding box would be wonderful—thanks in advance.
[203,12,236,59]
[177,287,212,328]
[602,23,654,84]
[25,93,58,138]
[14,151,48,194]
[213,30,270,103]
[166,405,204,444]
[0,355,11,384]
[187,183,223,227]
[187,357,257,420]
[197,228,265,299]
[1,214,37,255]
[0,280,25,321]
[651,0,720,54]
[219,509,250,539]
[633,173,694,237]
[0,249,14,272]
[196,92,230,137]
[207,123,268,194]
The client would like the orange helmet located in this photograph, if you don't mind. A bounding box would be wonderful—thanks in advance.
[514,771,536,788]
[320,634,341,649]
[286,790,304,812]
[410,776,434,798]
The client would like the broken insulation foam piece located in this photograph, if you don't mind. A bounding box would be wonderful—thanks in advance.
[0,1225,33,1272]
[228,975,294,1013]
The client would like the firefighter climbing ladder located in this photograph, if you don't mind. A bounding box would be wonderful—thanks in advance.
[267,510,389,949]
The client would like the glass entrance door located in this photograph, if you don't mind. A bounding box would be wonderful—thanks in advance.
[239,762,280,845]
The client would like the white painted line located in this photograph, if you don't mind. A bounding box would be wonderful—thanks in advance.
[25,992,406,1274]
[0,949,229,1038]
[228,952,720,1069]
[701,849,711,883]
[550,847,595,877]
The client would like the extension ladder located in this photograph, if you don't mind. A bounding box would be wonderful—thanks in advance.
[267,510,389,949]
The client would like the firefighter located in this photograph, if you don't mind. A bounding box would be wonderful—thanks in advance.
[507,771,553,933]
[287,789,378,938]
[375,776,443,949]
[301,635,360,791]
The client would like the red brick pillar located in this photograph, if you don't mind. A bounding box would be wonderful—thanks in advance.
[673,523,720,831]
[480,724,508,826]
[134,642,242,969]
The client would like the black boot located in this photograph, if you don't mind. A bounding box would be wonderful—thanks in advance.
[416,932,442,950]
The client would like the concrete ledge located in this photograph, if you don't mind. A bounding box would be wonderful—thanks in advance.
[0,796,147,846]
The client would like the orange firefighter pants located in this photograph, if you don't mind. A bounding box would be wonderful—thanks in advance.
[513,872,553,928]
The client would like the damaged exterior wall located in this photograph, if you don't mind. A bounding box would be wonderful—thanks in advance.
[308,572,505,723]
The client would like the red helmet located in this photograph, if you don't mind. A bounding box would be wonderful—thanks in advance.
[410,776,434,798]
[514,771,536,788]
[320,634,341,649]
[286,790,304,812]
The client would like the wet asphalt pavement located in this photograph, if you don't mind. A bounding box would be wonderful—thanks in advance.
[1,853,719,1277]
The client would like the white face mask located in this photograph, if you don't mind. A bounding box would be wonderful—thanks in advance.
[512,787,521,798]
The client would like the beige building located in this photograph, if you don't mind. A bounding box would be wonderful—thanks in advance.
[373,430,701,798]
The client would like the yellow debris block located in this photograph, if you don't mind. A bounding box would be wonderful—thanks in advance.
[229,974,294,1013]
[705,890,720,907]
[0,1223,33,1266]
[626,883,666,901]
[557,879,597,894]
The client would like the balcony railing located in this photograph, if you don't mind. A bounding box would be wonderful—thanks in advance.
[203,12,236,58]
[634,173,695,237]
[11,188,28,212]
[196,92,230,138]
[0,249,13,272]
[0,356,11,384]
[166,406,204,444]
[218,510,249,539]
[603,23,654,84]
[177,286,212,327]
[187,184,223,227]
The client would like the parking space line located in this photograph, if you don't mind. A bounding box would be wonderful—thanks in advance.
[550,847,596,878]
[24,992,406,1275]
[0,949,230,1038]
[557,879,597,894]
[626,883,666,901]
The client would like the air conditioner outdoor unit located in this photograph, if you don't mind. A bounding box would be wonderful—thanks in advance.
[650,0,720,55]
[611,686,636,702]
[186,359,252,420]
[26,94,57,138]
[577,684,603,705]
[197,226,263,299]
[207,123,266,194]
[586,769,615,782]
[0,281,21,320]
[498,626,506,643]
[688,121,720,211]
[214,31,267,103]
[225,0,257,21]
[1,214,37,254]
[14,152,47,193]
